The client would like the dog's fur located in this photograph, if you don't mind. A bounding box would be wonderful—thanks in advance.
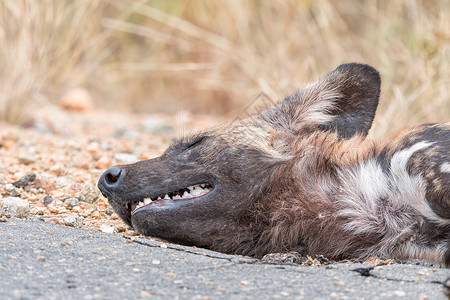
[98,63,450,265]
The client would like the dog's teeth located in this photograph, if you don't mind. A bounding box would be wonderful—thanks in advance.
[191,188,203,196]
[164,195,170,200]
[130,203,137,211]
[144,198,152,205]
[157,197,161,200]
[182,191,190,198]
[173,195,181,199]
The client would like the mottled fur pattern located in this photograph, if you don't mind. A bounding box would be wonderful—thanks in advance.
[98,63,450,265]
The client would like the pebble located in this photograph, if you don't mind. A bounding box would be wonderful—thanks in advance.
[100,225,114,233]
[43,195,54,207]
[36,256,46,262]
[87,142,100,154]
[60,88,94,112]
[0,197,30,218]
[392,290,406,297]
[117,225,127,232]
[44,217,60,224]
[18,154,36,165]
[5,184,15,192]
[61,216,83,228]
[81,184,99,203]
[72,206,82,214]
[91,211,101,219]
[12,173,36,188]
[95,156,111,169]
[330,292,339,298]
[114,153,138,164]
[64,197,79,209]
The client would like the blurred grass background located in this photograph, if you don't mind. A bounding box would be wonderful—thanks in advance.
[0,0,448,138]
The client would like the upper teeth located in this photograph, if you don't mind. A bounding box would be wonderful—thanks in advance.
[132,184,212,212]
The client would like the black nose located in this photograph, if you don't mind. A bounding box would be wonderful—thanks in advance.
[98,167,124,196]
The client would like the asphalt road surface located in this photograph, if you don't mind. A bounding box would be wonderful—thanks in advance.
[1,217,449,299]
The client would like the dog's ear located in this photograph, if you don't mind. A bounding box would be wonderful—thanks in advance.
[270,63,381,139]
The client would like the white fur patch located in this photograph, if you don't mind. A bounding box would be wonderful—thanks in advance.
[337,159,390,235]
[440,162,450,173]
[355,159,390,211]
[390,142,450,226]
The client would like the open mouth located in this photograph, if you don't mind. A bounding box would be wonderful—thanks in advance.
[128,183,213,214]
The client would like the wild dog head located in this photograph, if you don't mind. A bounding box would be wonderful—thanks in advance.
[98,63,381,254]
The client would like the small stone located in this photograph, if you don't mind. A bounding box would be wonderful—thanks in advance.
[44,217,59,224]
[60,88,94,112]
[0,197,30,218]
[64,197,79,209]
[0,216,7,222]
[12,173,36,188]
[392,290,406,297]
[91,211,101,219]
[61,215,83,228]
[110,213,119,220]
[5,184,15,192]
[72,206,82,213]
[152,260,160,265]
[81,184,99,203]
[18,154,36,165]
[36,256,46,262]
[86,142,100,154]
[49,207,60,214]
[100,225,114,233]
[330,292,339,298]
[117,225,127,232]
[43,195,54,207]
[114,153,138,164]
[95,156,111,170]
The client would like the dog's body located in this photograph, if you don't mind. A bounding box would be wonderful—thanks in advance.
[98,63,450,265]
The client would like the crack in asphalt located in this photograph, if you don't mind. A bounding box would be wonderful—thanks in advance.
[124,235,449,291]
[122,235,258,264]
[351,267,445,285]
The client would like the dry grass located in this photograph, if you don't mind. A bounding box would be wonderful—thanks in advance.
[1,0,449,138]
[0,0,110,123]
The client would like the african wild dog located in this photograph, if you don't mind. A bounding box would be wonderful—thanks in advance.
[98,63,450,265]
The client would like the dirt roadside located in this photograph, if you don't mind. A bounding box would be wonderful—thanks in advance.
[0,105,220,235]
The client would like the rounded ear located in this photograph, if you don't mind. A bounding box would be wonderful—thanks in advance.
[261,63,381,140]
[317,63,381,139]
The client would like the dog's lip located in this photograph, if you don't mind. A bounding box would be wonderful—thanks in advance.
[128,182,216,215]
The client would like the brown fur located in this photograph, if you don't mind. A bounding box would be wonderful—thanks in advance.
[98,64,450,265]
